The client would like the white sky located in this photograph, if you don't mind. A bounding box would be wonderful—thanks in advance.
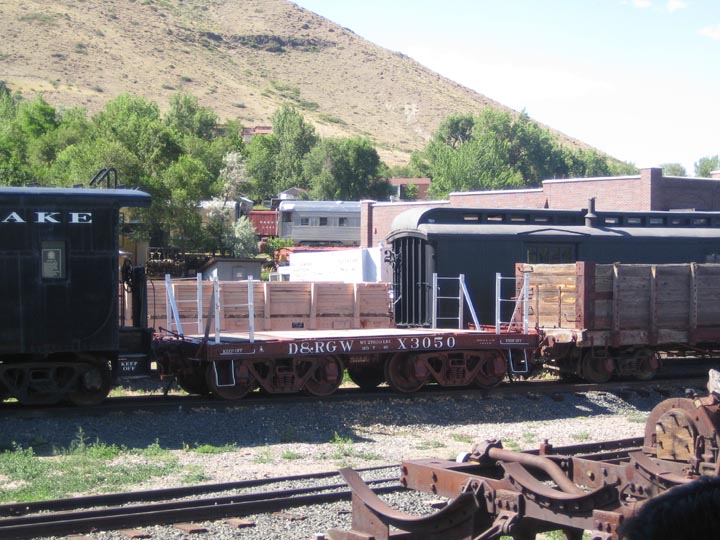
[293,0,720,174]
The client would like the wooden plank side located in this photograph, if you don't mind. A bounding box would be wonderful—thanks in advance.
[314,283,355,317]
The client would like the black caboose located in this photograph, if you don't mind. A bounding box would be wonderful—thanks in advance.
[0,186,151,405]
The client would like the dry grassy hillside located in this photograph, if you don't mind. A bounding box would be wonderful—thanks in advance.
[0,0,585,165]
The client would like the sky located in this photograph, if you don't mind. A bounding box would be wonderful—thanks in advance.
[293,0,720,174]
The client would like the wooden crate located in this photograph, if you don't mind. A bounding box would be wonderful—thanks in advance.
[128,279,393,333]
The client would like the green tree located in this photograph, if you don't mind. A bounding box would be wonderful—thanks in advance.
[421,109,636,198]
[164,93,217,139]
[660,163,687,177]
[403,181,419,201]
[229,216,260,257]
[696,155,720,177]
[245,133,279,201]
[304,138,391,200]
[270,104,318,192]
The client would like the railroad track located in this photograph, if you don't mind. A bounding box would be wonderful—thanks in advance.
[0,370,709,419]
[0,438,649,540]
[0,466,401,540]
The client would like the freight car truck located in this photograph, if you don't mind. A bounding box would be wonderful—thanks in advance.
[519,261,720,382]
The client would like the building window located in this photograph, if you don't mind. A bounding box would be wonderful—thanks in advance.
[319,217,328,226]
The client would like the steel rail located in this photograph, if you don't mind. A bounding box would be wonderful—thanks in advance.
[0,479,401,540]
[0,465,397,517]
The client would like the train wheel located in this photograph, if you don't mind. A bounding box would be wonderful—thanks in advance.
[176,367,211,395]
[206,361,257,400]
[385,353,427,393]
[633,348,661,381]
[68,360,113,406]
[304,357,344,397]
[2,367,65,405]
[473,351,506,388]
[347,365,385,390]
[580,350,613,383]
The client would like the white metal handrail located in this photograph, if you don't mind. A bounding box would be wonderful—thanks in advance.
[163,274,255,344]
[164,274,203,335]
[431,273,480,330]
[210,275,255,344]
[494,271,530,334]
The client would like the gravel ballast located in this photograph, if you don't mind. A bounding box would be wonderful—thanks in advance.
[0,384,693,539]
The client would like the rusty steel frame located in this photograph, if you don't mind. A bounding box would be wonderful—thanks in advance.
[328,376,720,540]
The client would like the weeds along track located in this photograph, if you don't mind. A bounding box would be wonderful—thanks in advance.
[0,466,400,540]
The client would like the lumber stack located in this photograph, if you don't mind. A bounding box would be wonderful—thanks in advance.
[128,280,393,333]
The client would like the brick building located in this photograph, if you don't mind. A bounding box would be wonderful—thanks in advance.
[360,168,720,248]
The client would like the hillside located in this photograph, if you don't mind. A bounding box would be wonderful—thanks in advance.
[0,0,587,165]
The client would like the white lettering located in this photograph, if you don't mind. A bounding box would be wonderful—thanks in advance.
[397,338,407,350]
[35,212,61,223]
[1,212,25,223]
[70,212,92,224]
[340,340,352,352]
[0,211,93,224]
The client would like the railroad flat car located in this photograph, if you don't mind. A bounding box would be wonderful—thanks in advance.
[0,184,151,405]
[387,202,720,328]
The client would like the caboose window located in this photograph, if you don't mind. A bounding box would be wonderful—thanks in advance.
[41,240,66,279]
[339,217,348,226]
[300,217,309,226]
[319,217,328,226]
[526,243,576,264]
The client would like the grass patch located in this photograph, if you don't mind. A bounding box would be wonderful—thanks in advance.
[504,440,521,451]
[19,13,57,25]
[329,433,381,461]
[626,412,648,424]
[318,113,346,125]
[253,449,273,464]
[450,433,474,444]
[571,431,590,442]
[183,442,237,454]
[0,431,179,503]
[281,451,302,460]
[414,440,446,450]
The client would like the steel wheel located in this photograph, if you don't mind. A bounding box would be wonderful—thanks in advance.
[347,365,385,390]
[580,350,613,383]
[473,351,506,388]
[67,359,112,406]
[176,366,211,395]
[304,356,344,397]
[206,361,257,400]
[633,348,661,381]
[385,353,427,393]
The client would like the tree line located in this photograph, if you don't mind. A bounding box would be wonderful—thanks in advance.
[3,82,715,255]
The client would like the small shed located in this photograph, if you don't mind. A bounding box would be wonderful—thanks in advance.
[199,257,264,281]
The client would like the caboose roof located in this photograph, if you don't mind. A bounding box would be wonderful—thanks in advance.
[0,186,152,207]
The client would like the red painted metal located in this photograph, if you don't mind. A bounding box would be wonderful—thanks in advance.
[157,327,539,398]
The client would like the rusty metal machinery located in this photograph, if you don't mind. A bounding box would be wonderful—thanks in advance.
[328,371,720,540]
